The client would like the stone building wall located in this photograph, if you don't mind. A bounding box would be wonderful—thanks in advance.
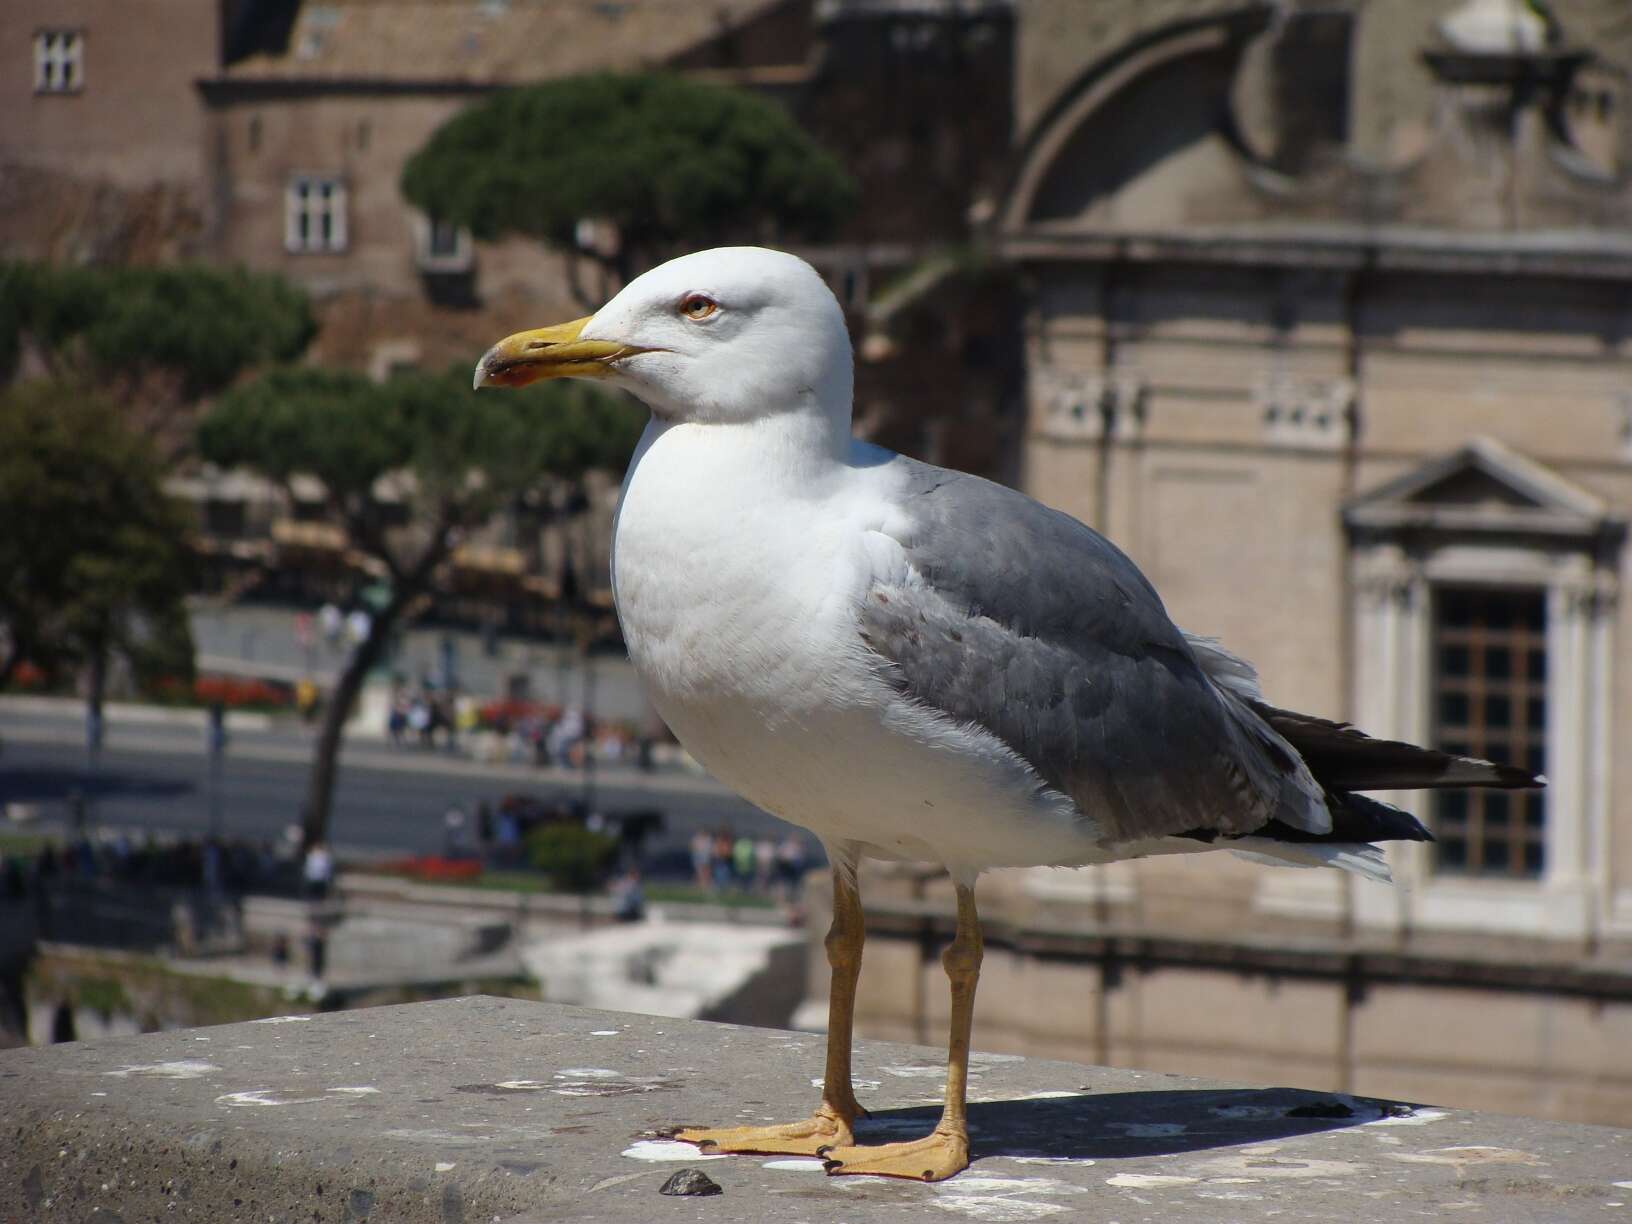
[995,0,1632,948]
[0,0,219,192]
[776,1,1632,1123]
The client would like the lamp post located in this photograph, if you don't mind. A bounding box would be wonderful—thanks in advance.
[206,701,227,840]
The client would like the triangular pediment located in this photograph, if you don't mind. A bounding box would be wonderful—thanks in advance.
[1344,437,1618,540]
[1403,465,1548,511]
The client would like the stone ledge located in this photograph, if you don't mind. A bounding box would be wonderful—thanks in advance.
[1,996,1628,1222]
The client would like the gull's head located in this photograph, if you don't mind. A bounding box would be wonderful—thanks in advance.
[475,247,852,427]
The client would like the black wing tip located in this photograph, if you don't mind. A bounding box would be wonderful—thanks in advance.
[1458,757,1546,790]
[1395,820,1436,844]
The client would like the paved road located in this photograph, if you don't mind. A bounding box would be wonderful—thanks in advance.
[189,603,654,723]
[0,706,813,874]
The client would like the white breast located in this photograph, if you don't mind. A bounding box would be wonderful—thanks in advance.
[612,420,1106,877]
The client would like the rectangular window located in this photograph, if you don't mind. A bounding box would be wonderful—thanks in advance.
[414,213,472,272]
[285,176,348,253]
[34,30,84,93]
[427,218,461,259]
[1430,586,1547,877]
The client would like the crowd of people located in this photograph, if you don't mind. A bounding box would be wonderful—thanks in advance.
[387,686,475,751]
[0,830,315,902]
[689,829,809,900]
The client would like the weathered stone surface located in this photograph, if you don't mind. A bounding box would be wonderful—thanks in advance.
[0,996,1627,1223]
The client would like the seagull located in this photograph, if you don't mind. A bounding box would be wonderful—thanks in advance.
[475,246,1542,1182]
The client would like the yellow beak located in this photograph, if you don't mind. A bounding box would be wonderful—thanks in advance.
[472,316,642,389]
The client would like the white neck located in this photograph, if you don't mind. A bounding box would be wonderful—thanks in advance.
[632,396,852,488]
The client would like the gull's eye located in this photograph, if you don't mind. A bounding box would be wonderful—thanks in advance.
[679,293,718,321]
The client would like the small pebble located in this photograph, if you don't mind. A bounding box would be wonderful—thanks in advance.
[659,1168,723,1197]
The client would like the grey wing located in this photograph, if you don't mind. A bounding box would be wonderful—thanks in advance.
[860,458,1325,844]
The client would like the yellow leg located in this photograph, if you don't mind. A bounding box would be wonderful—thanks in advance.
[676,866,866,1156]
[821,880,982,1182]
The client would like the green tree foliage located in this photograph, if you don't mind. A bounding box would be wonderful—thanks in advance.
[0,261,314,395]
[0,380,196,708]
[199,364,644,846]
[401,73,858,290]
[527,823,620,894]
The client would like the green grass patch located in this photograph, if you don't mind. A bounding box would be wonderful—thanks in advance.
[27,951,303,1029]
[364,867,558,894]
[0,830,59,857]
[75,975,132,1017]
[644,883,776,909]
[456,870,558,894]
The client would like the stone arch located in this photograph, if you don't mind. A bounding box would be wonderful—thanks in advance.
[1002,7,1275,230]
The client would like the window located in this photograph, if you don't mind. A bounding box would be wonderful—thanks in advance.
[1429,586,1547,878]
[414,213,472,272]
[285,176,347,253]
[34,30,83,93]
[427,218,461,259]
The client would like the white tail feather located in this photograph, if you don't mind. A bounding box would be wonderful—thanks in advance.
[1229,838,1393,884]
[1184,632,1263,699]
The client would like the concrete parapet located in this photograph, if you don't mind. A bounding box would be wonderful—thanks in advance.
[2,996,1629,1222]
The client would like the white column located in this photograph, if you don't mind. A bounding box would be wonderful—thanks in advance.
[1545,583,1588,893]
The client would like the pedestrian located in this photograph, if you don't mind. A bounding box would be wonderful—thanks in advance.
[302,840,334,899]
[754,836,776,894]
[305,917,327,982]
[711,829,734,893]
[690,829,713,891]
[550,705,585,767]
[295,677,319,724]
[777,832,807,900]
[388,691,409,745]
[732,835,756,893]
[496,806,522,863]
[318,602,343,648]
[346,606,372,646]
[408,694,432,746]
[442,806,468,858]
[610,866,645,922]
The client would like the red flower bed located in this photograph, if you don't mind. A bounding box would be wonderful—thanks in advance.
[476,698,561,732]
[11,660,47,689]
[150,674,296,710]
[377,855,485,882]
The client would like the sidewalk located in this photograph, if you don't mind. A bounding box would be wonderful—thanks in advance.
[0,691,273,733]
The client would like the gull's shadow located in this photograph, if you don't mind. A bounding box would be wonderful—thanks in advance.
[854,1086,1407,1162]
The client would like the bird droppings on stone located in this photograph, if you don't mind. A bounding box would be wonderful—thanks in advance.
[761,1158,827,1172]
[658,1168,722,1196]
[104,1060,221,1079]
[622,1140,727,1162]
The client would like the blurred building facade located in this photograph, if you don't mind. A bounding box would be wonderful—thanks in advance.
[11,0,1632,1125]
[2,0,1020,619]
[837,0,1632,1128]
